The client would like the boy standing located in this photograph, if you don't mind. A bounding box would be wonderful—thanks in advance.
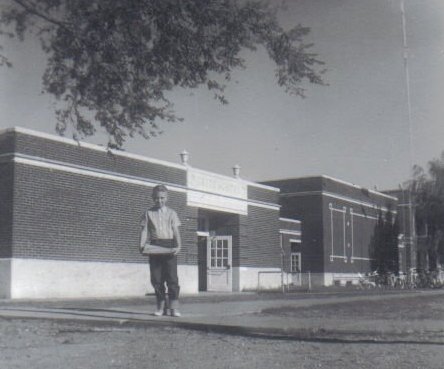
[140,185,182,317]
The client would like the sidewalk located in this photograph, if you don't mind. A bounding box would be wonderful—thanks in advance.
[1,289,443,344]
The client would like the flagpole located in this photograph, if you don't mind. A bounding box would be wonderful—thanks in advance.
[400,0,416,272]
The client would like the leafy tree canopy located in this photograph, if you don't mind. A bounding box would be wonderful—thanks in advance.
[370,208,399,275]
[410,153,444,238]
[0,0,325,148]
[409,152,444,269]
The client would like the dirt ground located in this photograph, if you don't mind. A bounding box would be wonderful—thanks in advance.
[0,318,443,369]
[1,292,444,369]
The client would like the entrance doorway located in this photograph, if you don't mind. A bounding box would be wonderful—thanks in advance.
[196,209,236,292]
[207,235,232,292]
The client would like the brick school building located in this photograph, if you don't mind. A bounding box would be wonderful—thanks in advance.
[264,176,399,287]
[0,127,287,299]
[0,127,405,298]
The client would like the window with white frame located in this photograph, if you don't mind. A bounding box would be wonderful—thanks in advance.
[290,252,301,273]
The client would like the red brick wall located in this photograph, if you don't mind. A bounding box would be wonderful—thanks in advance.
[248,186,278,204]
[279,219,301,233]
[2,129,282,272]
[281,195,324,273]
[279,218,301,273]
[322,197,378,274]
[240,206,281,268]
[11,163,195,264]
[0,162,13,258]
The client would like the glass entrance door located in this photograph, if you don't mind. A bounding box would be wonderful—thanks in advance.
[207,236,232,292]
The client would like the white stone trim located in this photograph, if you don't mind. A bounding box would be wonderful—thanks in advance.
[321,175,398,200]
[0,259,11,299]
[186,165,242,183]
[235,267,282,291]
[13,155,188,193]
[281,190,396,213]
[3,126,187,170]
[196,231,210,237]
[7,153,280,211]
[187,168,248,215]
[279,217,301,224]
[279,229,301,236]
[244,180,280,192]
[249,202,280,211]
[4,258,198,299]
[265,175,397,200]
[329,203,347,263]
[289,238,301,243]
[350,208,378,263]
[2,127,282,193]
[186,166,280,192]
[350,208,378,220]
[325,272,364,286]
[188,195,248,215]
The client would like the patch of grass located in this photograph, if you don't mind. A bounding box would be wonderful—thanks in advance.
[261,294,444,321]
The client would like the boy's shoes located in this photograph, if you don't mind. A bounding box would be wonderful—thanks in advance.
[154,309,181,317]
[153,300,168,317]
[153,308,170,317]
[153,309,164,316]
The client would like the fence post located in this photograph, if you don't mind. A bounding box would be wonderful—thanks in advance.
[281,270,285,293]
[308,271,312,291]
[280,234,285,294]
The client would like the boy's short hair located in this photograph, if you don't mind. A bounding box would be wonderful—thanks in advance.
[152,184,168,196]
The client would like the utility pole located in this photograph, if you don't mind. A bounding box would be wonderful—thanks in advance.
[400,0,417,272]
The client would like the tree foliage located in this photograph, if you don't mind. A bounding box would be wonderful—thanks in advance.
[0,0,325,148]
[409,152,444,269]
[370,208,399,275]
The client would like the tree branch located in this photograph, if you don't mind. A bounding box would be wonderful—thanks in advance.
[11,0,71,30]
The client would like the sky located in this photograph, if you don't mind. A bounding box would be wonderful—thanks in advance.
[1,0,443,190]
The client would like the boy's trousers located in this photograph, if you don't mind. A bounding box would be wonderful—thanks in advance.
[149,254,180,304]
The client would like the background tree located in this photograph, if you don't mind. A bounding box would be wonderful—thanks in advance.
[370,207,399,275]
[0,0,325,148]
[385,209,400,275]
[409,152,444,271]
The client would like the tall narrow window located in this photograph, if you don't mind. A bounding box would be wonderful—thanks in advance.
[290,252,301,273]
